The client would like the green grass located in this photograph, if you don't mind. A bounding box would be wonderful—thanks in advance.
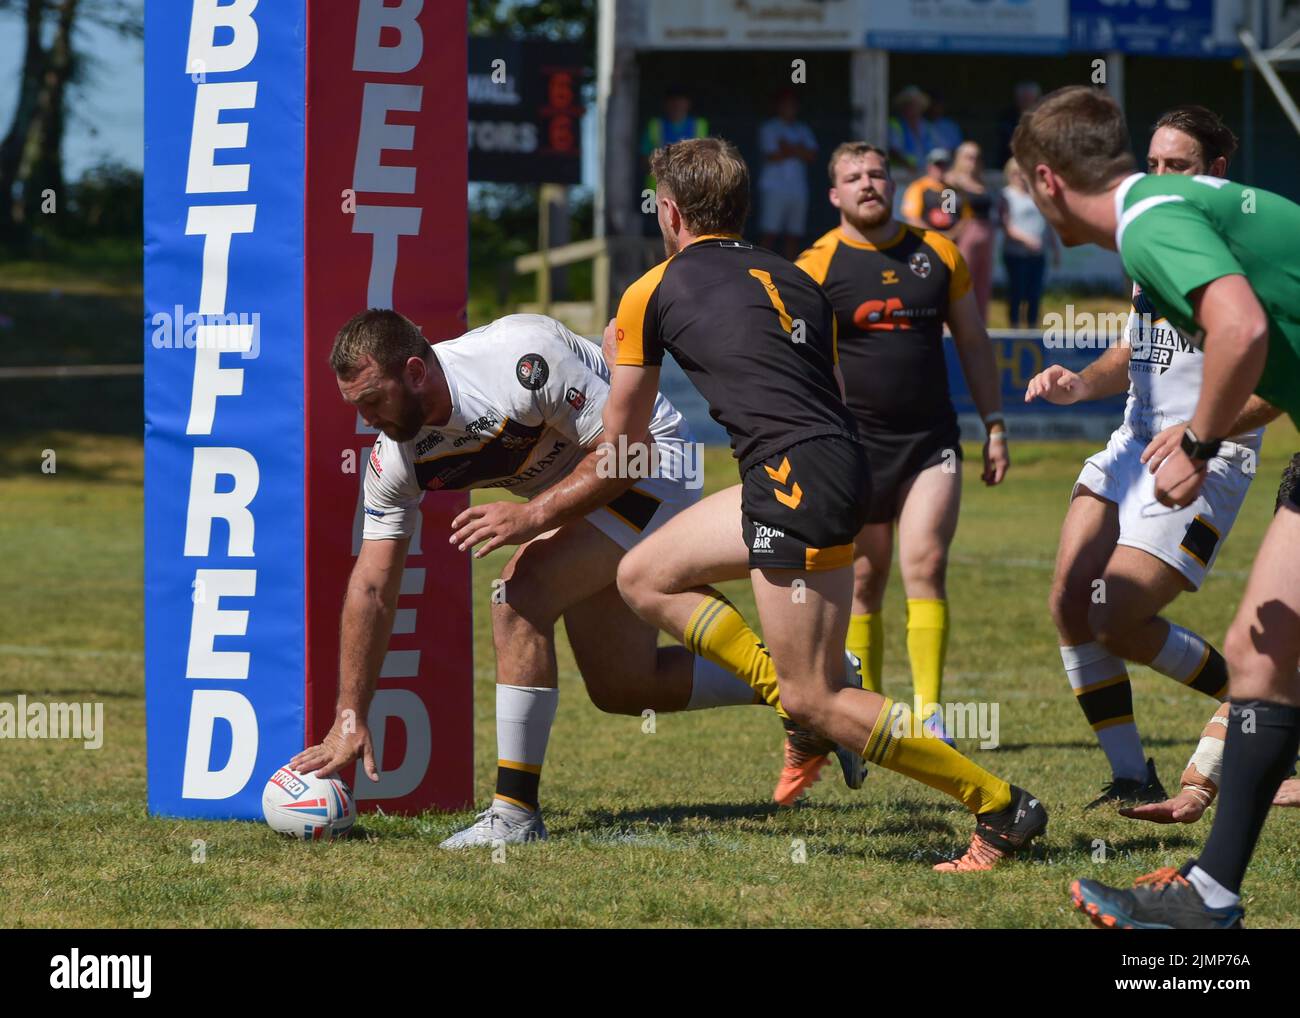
[1,425,1298,928]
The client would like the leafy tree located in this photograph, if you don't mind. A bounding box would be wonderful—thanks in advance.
[0,0,142,250]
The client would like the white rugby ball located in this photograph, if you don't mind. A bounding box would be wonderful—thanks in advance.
[262,766,356,841]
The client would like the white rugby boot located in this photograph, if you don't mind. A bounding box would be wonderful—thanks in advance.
[439,800,548,849]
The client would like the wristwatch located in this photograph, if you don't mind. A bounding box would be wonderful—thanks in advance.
[1180,427,1221,463]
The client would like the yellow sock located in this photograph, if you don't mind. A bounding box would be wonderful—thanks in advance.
[684,593,786,719]
[906,598,948,719]
[863,697,1012,814]
[847,612,883,693]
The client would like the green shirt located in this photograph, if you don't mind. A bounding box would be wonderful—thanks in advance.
[1116,172,1300,426]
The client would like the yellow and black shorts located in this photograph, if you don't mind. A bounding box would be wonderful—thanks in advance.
[740,435,871,571]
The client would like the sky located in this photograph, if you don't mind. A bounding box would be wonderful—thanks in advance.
[0,9,145,178]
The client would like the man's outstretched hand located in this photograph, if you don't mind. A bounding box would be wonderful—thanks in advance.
[290,713,378,782]
[1119,787,1210,825]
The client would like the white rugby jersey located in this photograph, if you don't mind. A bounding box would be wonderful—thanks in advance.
[1122,284,1262,447]
[363,314,687,540]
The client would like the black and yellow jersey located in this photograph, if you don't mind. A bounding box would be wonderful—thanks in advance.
[615,234,859,474]
[797,225,970,431]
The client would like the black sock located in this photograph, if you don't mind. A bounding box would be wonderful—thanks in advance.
[1196,698,1300,894]
[1188,645,1229,699]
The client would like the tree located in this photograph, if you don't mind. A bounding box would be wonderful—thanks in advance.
[0,0,142,250]
[469,0,594,47]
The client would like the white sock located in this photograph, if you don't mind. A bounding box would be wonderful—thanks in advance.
[1151,623,1207,682]
[1062,642,1146,782]
[1188,865,1241,910]
[686,656,759,710]
[494,685,557,811]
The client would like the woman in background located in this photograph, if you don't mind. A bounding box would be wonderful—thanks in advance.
[946,141,995,320]
[1000,158,1057,328]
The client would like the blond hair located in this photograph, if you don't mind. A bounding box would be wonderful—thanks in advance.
[649,137,750,235]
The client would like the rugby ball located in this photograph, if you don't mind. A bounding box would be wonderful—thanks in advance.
[261,766,356,841]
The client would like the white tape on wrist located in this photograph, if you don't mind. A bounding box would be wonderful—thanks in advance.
[1189,734,1225,786]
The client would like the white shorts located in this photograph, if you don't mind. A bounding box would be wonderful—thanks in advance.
[1073,426,1256,590]
[758,186,808,237]
[584,433,701,552]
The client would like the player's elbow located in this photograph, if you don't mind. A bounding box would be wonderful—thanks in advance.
[1214,307,1269,358]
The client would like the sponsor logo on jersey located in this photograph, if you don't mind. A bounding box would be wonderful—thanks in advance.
[464,413,499,435]
[1131,288,1196,375]
[363,507,386,518]
[909,252,932,279]
[881,269,899,285]
[369,441,383,475]
[415,430,444,457]
[516,353,549,390]
[498,429,535,450]
[485,440,569,489]
[454,413,502,447]
[565,387,587,412]
[852,297,941,331]
[750,523,785,552]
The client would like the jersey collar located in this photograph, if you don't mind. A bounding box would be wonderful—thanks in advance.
[686,232,743,248]
[1112,173,1145,249]
[835,224,907,251]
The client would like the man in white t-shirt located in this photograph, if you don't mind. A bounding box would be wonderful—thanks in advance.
[758,90,817,260]
[291,311,863,847]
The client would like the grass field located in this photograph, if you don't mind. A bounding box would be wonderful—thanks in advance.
[2,425,1298,929]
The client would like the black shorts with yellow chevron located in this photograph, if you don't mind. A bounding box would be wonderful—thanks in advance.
[740,435,870,571]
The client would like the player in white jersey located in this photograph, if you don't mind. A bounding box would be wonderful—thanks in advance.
[1024,107,1281,810]
[291,310,861,846]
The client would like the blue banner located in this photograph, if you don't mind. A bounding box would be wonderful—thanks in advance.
[1071,0,1235,58]
[145,1,307,818]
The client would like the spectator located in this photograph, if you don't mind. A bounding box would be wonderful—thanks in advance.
[642,86,709,190]
[1000,158,1058,328]
[997,80,1041,164]
[888,85,935,174]
[945,141,995,320]
[641,87,708,236]
[927,90,963,154]
[758,89,818,260]
[900,147,969,238]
